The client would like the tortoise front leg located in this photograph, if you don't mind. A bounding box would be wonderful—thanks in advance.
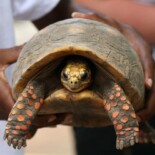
[103,82,139,150]
[4,80,44,149]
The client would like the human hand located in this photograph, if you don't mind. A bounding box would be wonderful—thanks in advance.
[137,64,155,121]
[0,73,14,120]
[121,26,155,121]
[72,12,155,121]
[0,45,23,119]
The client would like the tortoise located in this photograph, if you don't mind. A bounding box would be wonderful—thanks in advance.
[4,18,155,150]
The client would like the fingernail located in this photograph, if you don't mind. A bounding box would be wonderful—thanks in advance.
[48,116,56,123]
[72,12,80,17]
[146,78,152,88]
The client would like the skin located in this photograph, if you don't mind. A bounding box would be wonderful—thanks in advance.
[32,0,72,30]
[0,45,24,119]
[71,12,155,122]
[138,63,155,121]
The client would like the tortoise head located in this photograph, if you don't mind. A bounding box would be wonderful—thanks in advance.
[61,57,92,92]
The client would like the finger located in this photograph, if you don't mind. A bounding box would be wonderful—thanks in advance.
[72,12,100,21]
[122,26,154,89]
[0,79,14,119]
[72,12,90,18]
[0,63,14,99]
[72,12,123,35]
[138,46,154,89]
[0,44,24,65]
[135,37,154,89]
[137,81,155,121]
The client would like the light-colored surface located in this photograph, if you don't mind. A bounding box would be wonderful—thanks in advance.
[25,126,75,155]
[14,21,38,45]
[14,20,76,155]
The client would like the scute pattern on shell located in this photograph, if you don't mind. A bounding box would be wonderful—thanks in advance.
[13,18,144,109]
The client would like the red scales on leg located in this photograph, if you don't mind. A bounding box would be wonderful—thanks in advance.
[103,82,139,150]
[4,81,45,149]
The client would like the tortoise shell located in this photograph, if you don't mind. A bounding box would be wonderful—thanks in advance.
[5,18,146,150]
[13,19,144,121]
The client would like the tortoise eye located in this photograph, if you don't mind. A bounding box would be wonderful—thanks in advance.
[81,72,89,81]
[62,71,68,80]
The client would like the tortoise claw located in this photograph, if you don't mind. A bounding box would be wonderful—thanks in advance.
[17,140,27,149]
[116,140,124,150]
[129,137,135,146]
[135,136,139,143]
[116,130,139,150]
[4,130,27,149]
[13,141,18,149]
[7,136,13,146]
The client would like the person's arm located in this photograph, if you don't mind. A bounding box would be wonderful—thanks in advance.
[75,0,155,45]
[0,45,23,119]
[0,45,23,66]
[137,63,155,121]
[32,0,71,30]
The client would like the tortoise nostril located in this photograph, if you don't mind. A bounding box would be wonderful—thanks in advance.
[70,81,78,85]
